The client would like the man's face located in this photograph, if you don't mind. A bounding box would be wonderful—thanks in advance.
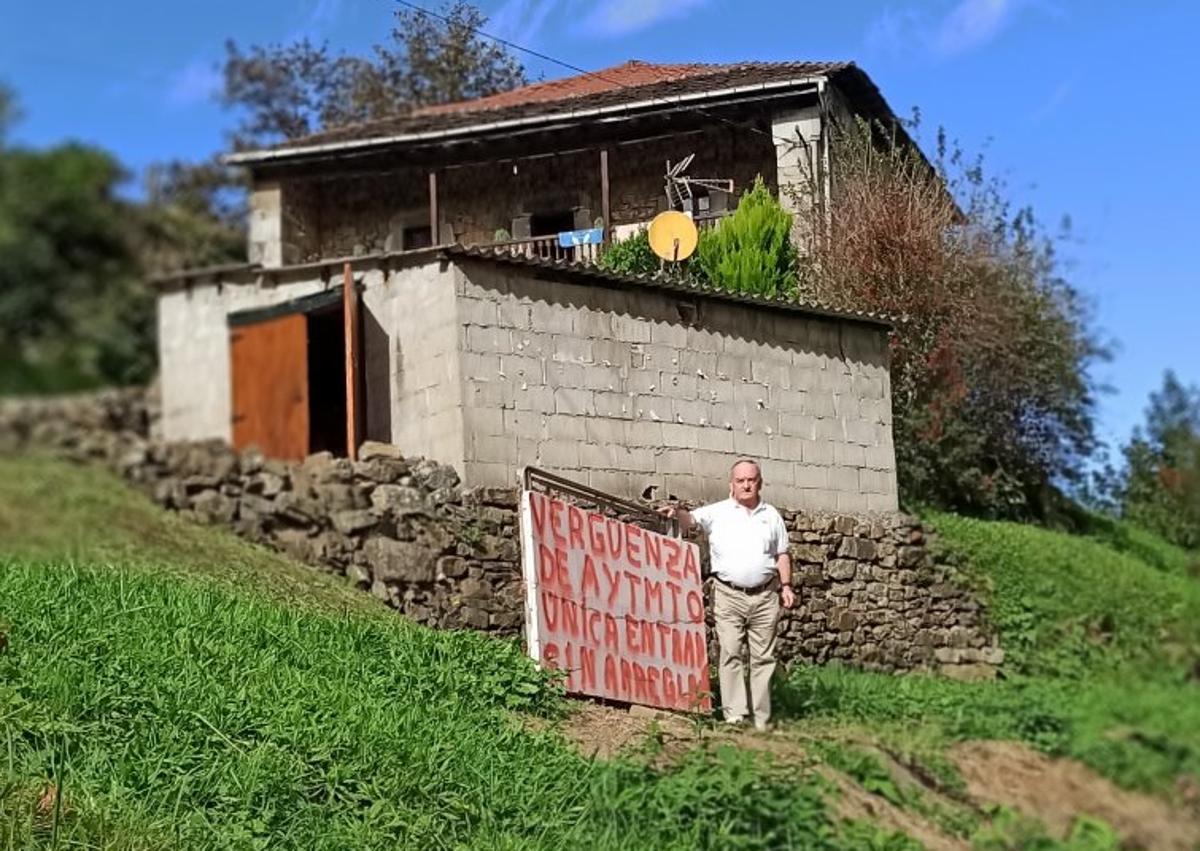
[730,462,762,507]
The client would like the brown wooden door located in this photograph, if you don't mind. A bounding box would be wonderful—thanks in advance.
[230,313,309,460]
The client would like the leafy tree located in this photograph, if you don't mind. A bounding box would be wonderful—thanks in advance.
[697,177,797,298]
[789,116,1106,518]
[598,228,660,277]
[221,1,525,148]
[1119,372,1200,548]
[0,141,145,391]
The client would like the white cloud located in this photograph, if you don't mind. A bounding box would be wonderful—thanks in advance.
[582,0,710,37]
[490,0,563,43]
[866,0,1032,61]
[932,0,1021,56]
[166,60,223,107]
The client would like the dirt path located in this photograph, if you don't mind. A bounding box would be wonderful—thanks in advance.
[548,703,1200,851]
[952,741,1200,851]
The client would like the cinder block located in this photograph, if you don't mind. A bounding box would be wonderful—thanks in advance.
[685,327,725,356]
[803,392,837,419]
[553,387,594,416]
[832,394,860,420]
[463,460,515,488]
[500,354,545,383]
[459,297,499,326]
[548,416,588,441]
[846,419,879,447]
[759,458,793,488]
[470,432,517,464]
[733,430,769,457]
[794,464,828,489]
[592,338,635,368]
[860,468,895,495]
[659,422,700,450]
[466,325,512,355]
[768,434,806,461]
[497,300,532,330]
[514,385,555,413]
[575,309,613,339]
[643,344,682,372]
[814,418,845,441]
[709,402,742,430]
[834,443,867,468]
[698,427,735,453]
[548,335,593,363]
[583,365,626,392]
[530,301,574,335]
[798,488,839,511]
[625,420,664,447]
[752,360,791,389]
[611,446,656,471]
[544,361,585,389]
[865,444,896,470]
[589,470,635,498]
[579,442,613,468]
[828,467,860,492]
[733,381,771,408]
[593,391,633,419]
[467,407,505,437]
[538,439,581,468]
[662,372,699,398]
[502,409,546,440]
[611,313,652,343]
[836,491,869,513]
[656,448,694,475]
[802,441,835,466]
[650,321,689,348]
[584,417,627,444]
[716,354,753,381]
[867,492,899,512]
[670,398,710,425]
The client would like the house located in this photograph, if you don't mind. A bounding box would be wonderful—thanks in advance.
[154,60,905,511]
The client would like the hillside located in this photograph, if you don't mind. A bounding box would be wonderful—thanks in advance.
[1,454,1198,849]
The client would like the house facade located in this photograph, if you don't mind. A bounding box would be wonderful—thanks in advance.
[155,60,906,511]
[226,60,912,266]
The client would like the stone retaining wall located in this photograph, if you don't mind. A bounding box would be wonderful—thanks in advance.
[0,388,1002,678]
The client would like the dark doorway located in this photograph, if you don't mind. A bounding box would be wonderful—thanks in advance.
[306,307,347,455]
[530,210,575,237]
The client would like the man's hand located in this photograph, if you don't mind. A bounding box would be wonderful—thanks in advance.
[657,504,692,534]
[780,585,796,609]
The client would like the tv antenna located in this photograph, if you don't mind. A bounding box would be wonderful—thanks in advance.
[664,153,734,212]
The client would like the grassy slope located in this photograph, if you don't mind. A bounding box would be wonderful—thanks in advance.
[0,456,904,851]
[777,510,1200,796]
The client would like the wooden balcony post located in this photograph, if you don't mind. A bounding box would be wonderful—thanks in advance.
[428,171,440,244]
[600,148,611,244]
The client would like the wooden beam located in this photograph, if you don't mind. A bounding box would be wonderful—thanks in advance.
[342,262,361,461]
[600,148,611,244]
[428,170,439,244]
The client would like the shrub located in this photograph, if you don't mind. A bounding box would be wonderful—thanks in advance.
[696,177,796,298]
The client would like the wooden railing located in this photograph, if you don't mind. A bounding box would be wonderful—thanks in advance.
[489,236,602,265]
[486,212,731,267]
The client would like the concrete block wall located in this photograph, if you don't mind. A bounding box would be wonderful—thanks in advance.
[362,263,466,468]
[453,260,898,511]
[157,275,333,443]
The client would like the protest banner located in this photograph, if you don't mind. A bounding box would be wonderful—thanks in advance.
[518,490,711,712]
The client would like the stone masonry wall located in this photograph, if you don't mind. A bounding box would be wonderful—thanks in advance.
[0,389,1000,678]
[455,260,899,512]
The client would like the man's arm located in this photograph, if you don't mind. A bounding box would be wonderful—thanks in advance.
[777,551,795,608]
[657,504,701,535]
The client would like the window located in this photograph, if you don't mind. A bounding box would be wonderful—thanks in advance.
[529,210,575,237]
[403,225,433,250]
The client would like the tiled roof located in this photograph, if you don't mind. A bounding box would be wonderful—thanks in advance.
[236,60,867,161]
[415,60,723,116]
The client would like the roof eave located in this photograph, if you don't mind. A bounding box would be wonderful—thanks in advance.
[223,75,829,167]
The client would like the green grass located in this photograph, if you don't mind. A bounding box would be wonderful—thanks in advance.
[0,456,911,850]
[775,511,1200,797]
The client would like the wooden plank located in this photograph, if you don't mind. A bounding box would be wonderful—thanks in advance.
[230,313,308,460]
[599,148,611,244]
[343,263,361,461]
[428,170,439,244]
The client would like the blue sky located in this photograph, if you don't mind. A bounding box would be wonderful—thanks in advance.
[2,0,1196,453]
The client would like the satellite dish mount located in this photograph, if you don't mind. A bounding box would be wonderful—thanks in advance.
[664,153,735,213]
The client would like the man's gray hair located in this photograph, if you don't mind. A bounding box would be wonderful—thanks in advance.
[729,458,762,479]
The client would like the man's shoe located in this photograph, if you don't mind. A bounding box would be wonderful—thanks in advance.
[724,716,747,727]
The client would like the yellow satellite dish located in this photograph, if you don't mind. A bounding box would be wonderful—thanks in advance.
[647,211,699,263]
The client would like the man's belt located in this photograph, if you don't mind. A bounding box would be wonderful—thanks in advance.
[713,575,778,595]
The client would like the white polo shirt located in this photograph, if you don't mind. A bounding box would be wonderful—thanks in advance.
[690,498,789,588]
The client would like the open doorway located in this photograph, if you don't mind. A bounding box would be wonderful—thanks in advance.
[306,306,347,455]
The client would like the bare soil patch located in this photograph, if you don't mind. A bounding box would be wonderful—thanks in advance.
[952,740,1200,851]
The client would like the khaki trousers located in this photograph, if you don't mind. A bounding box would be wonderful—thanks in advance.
[712,580,780,728]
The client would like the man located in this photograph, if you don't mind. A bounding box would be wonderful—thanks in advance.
[659,459,794,730]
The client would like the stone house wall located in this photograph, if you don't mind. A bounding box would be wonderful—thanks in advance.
[268,124,780,261]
